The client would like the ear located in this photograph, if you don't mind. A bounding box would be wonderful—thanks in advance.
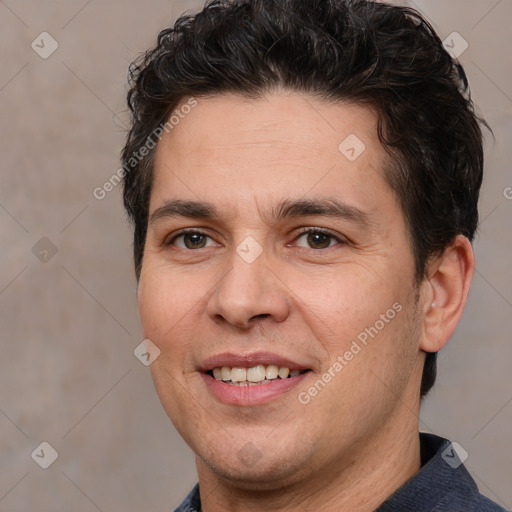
[419,235,475,353]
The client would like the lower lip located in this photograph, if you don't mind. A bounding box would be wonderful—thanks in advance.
[201,372,310,406]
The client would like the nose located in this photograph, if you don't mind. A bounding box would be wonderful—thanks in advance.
[206,248,290,330]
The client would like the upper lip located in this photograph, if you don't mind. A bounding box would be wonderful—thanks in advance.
[200,351,311,372]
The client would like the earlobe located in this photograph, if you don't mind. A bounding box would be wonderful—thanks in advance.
[419,235,475,354]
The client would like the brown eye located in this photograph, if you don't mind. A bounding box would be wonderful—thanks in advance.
[183,233,207,249]
[294,229,342,249]
[306,232,332,249]
[171,231,215,249]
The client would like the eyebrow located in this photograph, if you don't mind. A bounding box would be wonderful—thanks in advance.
[271,198,372,227]
[149,198,373,228]
[150,199,217,225]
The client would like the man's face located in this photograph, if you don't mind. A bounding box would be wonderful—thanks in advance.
[137,92,425,488]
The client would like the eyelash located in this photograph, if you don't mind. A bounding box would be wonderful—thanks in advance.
[167,228,345,249]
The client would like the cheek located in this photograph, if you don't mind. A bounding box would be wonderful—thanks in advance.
[291,266,420,407]
[137,267,201,356]
[289,265,403,351]
[138,270,209,433]
[300,301,420,436]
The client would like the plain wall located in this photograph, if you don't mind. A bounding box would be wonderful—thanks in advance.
[0,1,510,510]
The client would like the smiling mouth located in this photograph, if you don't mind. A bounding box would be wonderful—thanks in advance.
[206,365,311,386]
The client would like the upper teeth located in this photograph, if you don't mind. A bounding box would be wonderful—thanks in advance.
[212,365,301,383]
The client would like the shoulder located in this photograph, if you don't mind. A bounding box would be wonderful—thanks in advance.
[377,434,510,512]
[422,434,509,512]
[432,492,509,511]
[173,483,201,512]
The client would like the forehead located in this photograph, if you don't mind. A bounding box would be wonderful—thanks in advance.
[151,92,394,217]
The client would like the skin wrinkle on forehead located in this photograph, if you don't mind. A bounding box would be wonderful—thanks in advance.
[150,100,390,246]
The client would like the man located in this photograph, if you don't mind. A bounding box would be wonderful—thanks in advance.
[121,0,507,510]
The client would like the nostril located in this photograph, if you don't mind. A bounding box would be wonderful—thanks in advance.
[250,313,271,320]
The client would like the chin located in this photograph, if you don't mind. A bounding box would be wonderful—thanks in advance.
[196,441,314,491]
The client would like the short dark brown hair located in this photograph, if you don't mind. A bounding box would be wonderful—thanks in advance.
[122,0,489,398]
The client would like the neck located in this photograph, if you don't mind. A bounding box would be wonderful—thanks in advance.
[196,410,421,512]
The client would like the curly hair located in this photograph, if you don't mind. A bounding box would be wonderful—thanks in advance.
[122,0,489,398]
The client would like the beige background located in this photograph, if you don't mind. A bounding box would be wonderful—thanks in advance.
[0,1,510,510]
